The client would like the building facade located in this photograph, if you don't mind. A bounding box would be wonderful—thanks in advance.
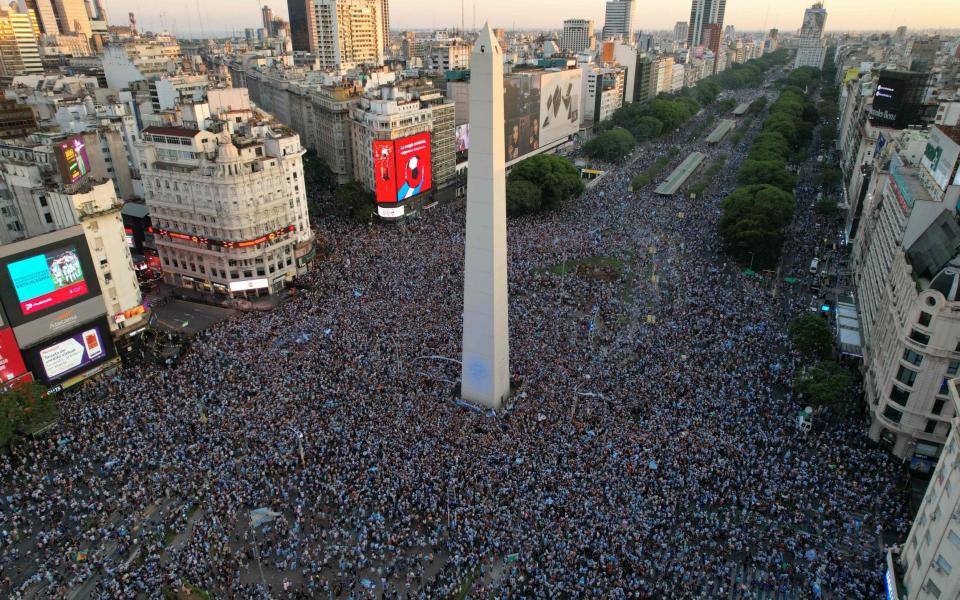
[0,4,42,77]
[794,3,828,70]
[314,0,385,71]
[561,19,595,55]
[688,0,726,51]
[602,0,635,42]
[139,108,314,298]
[892,377,960,600]
[853,147,960,461]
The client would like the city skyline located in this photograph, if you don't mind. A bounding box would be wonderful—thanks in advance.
[100,0,960,37]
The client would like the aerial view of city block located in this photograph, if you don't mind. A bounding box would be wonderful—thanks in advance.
[0,0,958,598]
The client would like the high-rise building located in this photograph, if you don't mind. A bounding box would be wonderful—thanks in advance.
[687,0,726,51]
[53,0,91,36]
[794,3,828,70]
[23,0,58,35]
[262,5,274,31]
[314,0,385,70]
[287,0,317,52]
[894,25,907,43]
[673,21,689,45]
[602,0,635,41]
[138,97,315,298]
[560,19,595,54]
[380,0,389,52]
[0,4,42,77]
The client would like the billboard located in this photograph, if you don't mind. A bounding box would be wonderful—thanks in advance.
[504,73,542,161]
[539,69,581,145]
[26,320,114,383]
[55,136,91,185]
[12,296,108,348]
[921,127,960,191]
[6,246,89,316]
[395,133,432,201]
[0,327,27,382]
[373,140,397,203]
[455,124,469,163]
[869,71,929,129]
[372,133,433,204]
[503,68,582,165]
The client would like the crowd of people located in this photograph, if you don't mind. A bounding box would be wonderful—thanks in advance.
[0,89,911,600]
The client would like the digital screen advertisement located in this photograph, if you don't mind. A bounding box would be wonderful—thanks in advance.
[0,327,27,381]
[395,133,432,202]
[371,134,433,204]
[38,325,106,381]
[55,136,91,185]
[456,124,470,163]
[7,246,89,316]
[373,140,397,203]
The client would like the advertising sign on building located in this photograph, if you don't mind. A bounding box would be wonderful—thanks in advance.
[0,327,27,381]
[394,133,432,201]
[55,136,91,185]
[12,296,108,348]
[373,140,397,203]
[539,69,581,145]
[921,127,960,191]
[38,325,106,380]
[228,278,270,292]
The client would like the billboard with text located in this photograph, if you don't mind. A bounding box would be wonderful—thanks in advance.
[372,133,433,204]
[0,234,102,329]
[25,320,115,384]
[55,136,91,185]
[539,69,581,146]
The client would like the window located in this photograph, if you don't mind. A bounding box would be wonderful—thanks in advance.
[883,405,903,423]
[925,529,932,546]
[926,579,941,598]
[919,312,932,327]
[910,330,931,345]
[891,386,911,406]
[897,366,919,387]
[925,420,938,434]
[948,530,960,552]
[933,399,946,415]
[903,349,924,366]
[949,361,960,376]
[39,196,47,207]
[44,213,53,224]
[935,555,952,575]
[942,379,951,396]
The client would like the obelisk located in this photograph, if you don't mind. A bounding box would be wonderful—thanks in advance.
[461,23,510,410]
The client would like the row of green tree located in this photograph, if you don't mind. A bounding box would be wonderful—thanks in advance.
[788,314,855,415]
[720,68,822,268]
[585,49,791,165]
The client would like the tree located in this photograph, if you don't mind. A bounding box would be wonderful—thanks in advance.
[303,151,337,192]
[819,165,841,188]
[506,180,543,216]
[507,154,584,215]
[816,196,842,219]
[737,159,797,192]
[794,361,854,413]
[719,185,795,268]
[0,382,55,447]
[583,128,635,162]
[334,181,375,223]
[748,97,768,114]
[788,313,834,359]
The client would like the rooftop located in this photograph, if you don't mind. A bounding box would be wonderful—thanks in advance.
[938,125,960,146]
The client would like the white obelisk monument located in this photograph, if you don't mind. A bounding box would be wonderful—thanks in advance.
[461,23,510,410]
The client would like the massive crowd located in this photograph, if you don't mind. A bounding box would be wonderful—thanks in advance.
[0,91,911,600]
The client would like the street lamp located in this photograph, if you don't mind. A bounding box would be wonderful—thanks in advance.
[748,252,755,271]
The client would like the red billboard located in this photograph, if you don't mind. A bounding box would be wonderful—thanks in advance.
[371,133,433,204]
[394,133,432,202]
[0,327,27,382]
[373,140,397,203]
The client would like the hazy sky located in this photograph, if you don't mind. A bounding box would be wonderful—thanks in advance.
[101,0,960,37]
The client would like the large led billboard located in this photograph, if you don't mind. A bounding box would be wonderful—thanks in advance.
[0,327,27,382]
[455,124,469,163]
[371,133,433,204]
[0,230,103,329]
[55,136,91,185]
[24,320,115,384]
[7,246,89,316]
[373,140,397,203]
[395,133,432,201]
[869,71,930,129]
[503,68,582,165]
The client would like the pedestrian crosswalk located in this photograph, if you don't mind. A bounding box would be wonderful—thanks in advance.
[685,562,821,600]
